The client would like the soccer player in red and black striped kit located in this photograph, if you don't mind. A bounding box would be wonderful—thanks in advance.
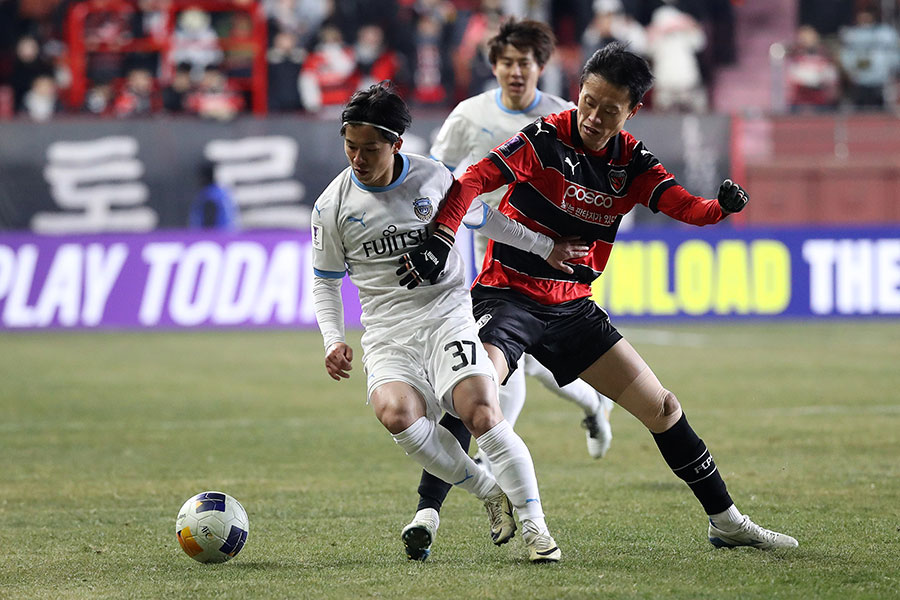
[398,42,798,550]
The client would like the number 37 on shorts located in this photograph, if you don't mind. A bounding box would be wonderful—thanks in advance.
[433,324,496,390]
[430,320,498,403]
[444,340,478,372]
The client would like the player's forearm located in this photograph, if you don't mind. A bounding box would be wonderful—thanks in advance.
[463,201,553,259]
[312,277,345,349]
[657,186,726,226]
[435,158,506,233]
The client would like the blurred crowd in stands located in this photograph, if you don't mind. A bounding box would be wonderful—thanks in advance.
[0,0,897,122]
[784,3,900,112]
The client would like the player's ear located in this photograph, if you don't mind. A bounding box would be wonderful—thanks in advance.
[627,102,643,120]
[393,137,403,153]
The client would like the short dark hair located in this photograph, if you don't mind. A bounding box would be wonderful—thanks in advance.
[487,18,556,68]
[581,42,654,108]
[340,81,411,144]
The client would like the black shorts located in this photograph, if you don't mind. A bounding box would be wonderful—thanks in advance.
[472,287,623,387]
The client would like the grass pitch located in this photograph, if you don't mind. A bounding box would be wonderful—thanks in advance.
[1,322,898,599]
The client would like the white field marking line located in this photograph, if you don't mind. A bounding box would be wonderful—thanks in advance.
[758,404,900,417]
[618,328,708,347]
[5,405,900,435]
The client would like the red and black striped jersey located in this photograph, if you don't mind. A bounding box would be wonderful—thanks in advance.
[437,108,728,305]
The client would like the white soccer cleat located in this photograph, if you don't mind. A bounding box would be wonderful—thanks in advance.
[582,394,613,458]
[522,521,561,563]
[401,508,440,561]
[708,515,798,550]
[483,491,516,546]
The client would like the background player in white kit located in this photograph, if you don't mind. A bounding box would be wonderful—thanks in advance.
[401,19,615,560]
[311,83,587,563]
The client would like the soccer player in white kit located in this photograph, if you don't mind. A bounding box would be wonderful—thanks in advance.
[311,83,584,563]
[402,19,615,560]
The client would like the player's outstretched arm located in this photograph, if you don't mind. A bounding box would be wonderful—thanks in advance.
[325,342,354,381]
[463,200,592,278]
[464,202,591,271]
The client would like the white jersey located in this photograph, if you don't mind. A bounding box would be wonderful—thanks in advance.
[430,88,573,268]
[430,88,574,211]
[311,153,472,350]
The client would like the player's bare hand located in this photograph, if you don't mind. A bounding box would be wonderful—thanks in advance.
[325,342,353,381]
[546,236,590,273]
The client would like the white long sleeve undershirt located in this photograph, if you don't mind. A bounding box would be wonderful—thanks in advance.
[312,276,345,350]
[463,200,554,259]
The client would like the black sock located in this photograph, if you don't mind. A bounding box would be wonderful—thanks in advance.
[416,413,472,513]
[652,413,733,515]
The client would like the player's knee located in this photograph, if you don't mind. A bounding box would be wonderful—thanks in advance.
[454,387,502,436]
[374,406,413,434]
[655,390,682,432]
[615,368,682,433]
[465,402,502,437]
[641,388,681,433]
[372,393,418,434]
[451,376,503,435]
[662,391,680,417]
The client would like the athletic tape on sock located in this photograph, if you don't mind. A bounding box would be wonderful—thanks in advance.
[616,367,682,433]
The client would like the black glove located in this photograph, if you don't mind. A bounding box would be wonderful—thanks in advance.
[567,263,599,284]
[396,229,455,289]
[717,179,749,213]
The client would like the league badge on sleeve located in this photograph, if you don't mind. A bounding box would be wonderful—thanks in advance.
[496,134,526,158]
[312,224,324,250]
[413,197,434,221]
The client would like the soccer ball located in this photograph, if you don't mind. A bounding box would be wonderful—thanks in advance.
[175,491,249,563]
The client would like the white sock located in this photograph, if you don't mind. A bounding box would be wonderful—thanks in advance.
[522,517,549,536]
[475,419,545,523]
[709,504,743,530]
[498,361,527,426]
[413,508,439,531]
[525,355,601,416]
[393,417,498,500]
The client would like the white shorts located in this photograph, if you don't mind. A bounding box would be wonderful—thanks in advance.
[362,315,498,422]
